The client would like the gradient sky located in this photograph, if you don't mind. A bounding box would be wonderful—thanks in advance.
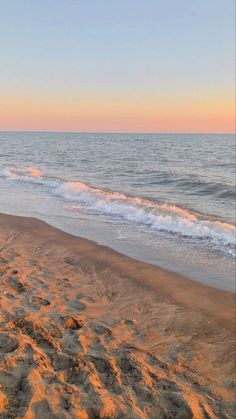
[0,0,235,132]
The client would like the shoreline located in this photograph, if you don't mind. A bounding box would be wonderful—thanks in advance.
[1,211,234,298]
[0,212,235,418]
[1,210,235,294]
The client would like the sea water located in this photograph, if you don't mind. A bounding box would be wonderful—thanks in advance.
[0,132,235,291]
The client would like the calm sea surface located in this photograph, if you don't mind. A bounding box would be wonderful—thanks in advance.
[0,132,235,291]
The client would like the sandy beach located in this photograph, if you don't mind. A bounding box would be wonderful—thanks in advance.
[0,213,235,418]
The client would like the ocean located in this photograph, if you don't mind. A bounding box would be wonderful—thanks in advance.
[0,132,235,291]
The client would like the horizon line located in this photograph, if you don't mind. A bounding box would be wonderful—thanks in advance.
[0,130,235,135]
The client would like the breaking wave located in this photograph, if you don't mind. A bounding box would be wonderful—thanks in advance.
[0,166,59,187]
[1,165,235,256]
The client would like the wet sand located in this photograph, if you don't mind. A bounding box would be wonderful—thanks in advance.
[0,213,235,418]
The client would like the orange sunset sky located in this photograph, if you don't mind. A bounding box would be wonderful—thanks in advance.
[0,1,235,133]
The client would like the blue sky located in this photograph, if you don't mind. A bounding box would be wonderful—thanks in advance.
[0,0,235,131]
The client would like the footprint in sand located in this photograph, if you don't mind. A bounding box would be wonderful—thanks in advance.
[71,294,86,311]
[0,257,10,277]
[104,289,117,302]
[124,319,135,328]
[90,323,114,343]
[13,307,27,320]
[56,277,73,291]
[91,336,106,352]
[0,332,19,353]
[51,351,77,371]
[6,277,30,293]
[61,333,84,355]
[32,400,57,419]
[87,354,121,394]
[63,316,83,330]
[16,319,55,352]
[29,296,51,310]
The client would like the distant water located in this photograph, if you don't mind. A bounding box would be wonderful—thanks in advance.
[0,132,235,291]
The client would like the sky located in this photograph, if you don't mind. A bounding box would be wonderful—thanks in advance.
[0,0,235,133]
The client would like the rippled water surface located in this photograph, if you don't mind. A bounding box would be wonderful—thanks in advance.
[0,132,235,291]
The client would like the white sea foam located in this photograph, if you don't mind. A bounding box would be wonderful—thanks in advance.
[0,166,59,187]
[1,166,235,255]
[55,181,235,254]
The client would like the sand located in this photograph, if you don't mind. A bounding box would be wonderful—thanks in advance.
[0,213,235,419]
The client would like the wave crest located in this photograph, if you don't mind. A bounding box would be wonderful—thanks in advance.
[1,166,59,187]
[1,166,235,255]
[55,181,235,254]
